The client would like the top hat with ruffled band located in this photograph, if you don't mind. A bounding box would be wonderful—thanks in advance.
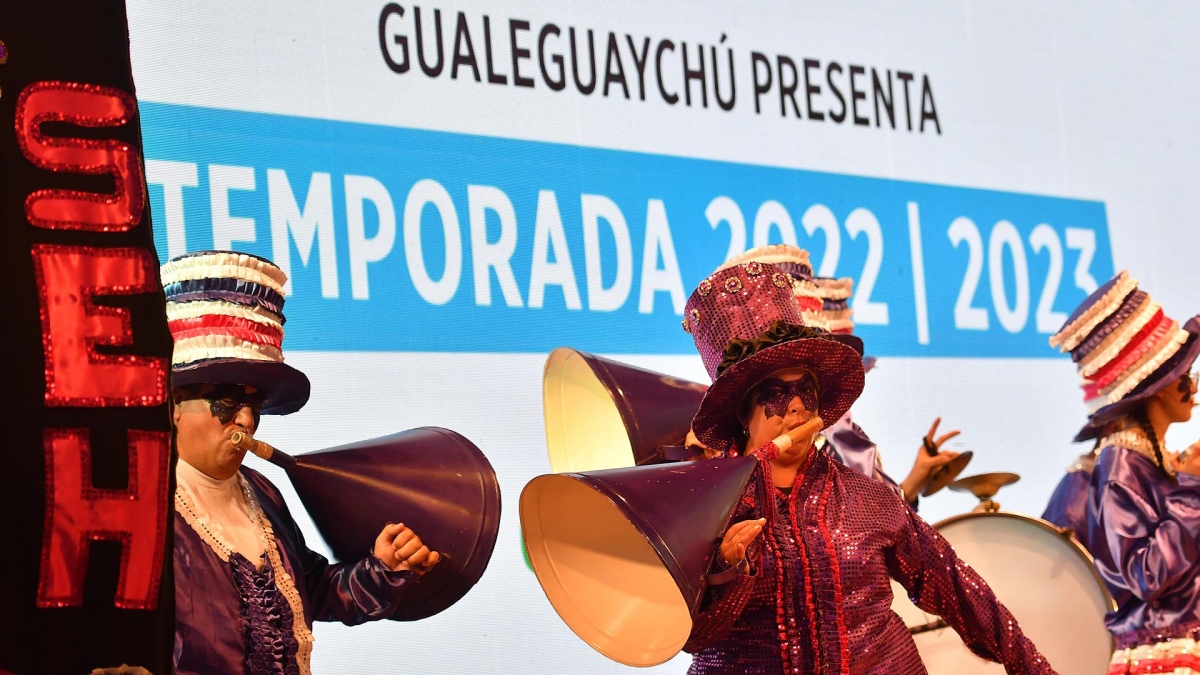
[162,250,310,415]
[1050,270,1200,441]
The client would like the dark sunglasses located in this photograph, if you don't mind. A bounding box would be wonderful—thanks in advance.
[201,385,268,427]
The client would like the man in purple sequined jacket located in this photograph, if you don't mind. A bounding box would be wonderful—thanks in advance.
[163,251,439,674]
[678,262,1051,674]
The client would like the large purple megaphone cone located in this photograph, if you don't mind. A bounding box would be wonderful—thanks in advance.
[520,455,758,667]
[543,347,708,473]
[276,427,500,621]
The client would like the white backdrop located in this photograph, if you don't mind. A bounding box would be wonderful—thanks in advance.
[125,2,1200,672]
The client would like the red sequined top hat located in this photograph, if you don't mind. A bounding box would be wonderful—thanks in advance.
[683,262,865,450]
[1050,270,1200,441]
[720,245,828,331]
[722,245,878,374]
[161,250,311,414]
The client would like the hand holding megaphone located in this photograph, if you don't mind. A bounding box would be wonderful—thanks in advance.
[232,431,445,576]
[720,518,766,567]
[376,522,441,574]
[722,416,824,567]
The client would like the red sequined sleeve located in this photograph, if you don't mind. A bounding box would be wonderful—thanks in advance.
[683,487,760,653]
[886,506,1054,674]
[682,550,758,653]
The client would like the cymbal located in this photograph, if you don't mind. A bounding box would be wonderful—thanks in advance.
[921,450,974,497]
[948,471,1021,500]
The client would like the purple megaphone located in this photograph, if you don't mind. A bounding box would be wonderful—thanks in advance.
[233,427,500,621]
[520,455,758,667]
[542,347,708,473]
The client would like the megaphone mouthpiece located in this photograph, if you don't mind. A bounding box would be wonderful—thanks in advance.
[771,416,824,453]
[230,431,296,469]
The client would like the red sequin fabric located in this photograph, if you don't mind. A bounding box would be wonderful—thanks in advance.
[684,447,1052,674]
[15,81,146,231]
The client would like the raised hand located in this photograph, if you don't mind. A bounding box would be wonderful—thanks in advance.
[900,417,963,502]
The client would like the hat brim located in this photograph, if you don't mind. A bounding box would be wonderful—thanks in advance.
[692,336,866,450]
[1077,315,1200,440]
[171,358,311,415]
[1072,420,1106,443]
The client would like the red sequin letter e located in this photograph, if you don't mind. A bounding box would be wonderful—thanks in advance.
[15,81,146,231]
[32,245,168,407]
[38,429,170,609]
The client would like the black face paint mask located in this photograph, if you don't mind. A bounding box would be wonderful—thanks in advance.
[201,385,267,428]
[753,375,819,420]
[1181,371,1198,404]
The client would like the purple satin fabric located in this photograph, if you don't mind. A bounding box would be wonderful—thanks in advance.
[174,467,415,674]
[164,276,286,318]
[823,411,910,507]
[1041,452,1095,537]
[683,448,1050,674]
[1081,444,1200,648]
[232,552,301,674]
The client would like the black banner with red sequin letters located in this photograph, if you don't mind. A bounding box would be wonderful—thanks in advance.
[0,2,175,673]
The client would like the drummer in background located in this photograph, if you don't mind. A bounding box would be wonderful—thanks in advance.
[1049,271,1200,673]
[703,245,964,507]
[679,262,1050,673]
[163,251,439,674]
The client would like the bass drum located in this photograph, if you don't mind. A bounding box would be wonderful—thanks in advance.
[890,511,1114,675]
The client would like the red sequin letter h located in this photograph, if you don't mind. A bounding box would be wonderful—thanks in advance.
[38,429,170,609]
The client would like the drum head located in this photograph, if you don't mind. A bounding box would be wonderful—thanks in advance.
[890,512,1113,675]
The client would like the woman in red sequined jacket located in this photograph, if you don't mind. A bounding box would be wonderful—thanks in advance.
[679,262,1052,674]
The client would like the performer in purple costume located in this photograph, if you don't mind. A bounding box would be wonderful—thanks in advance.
[679,262,1050,674]
[163,251,440,674]
[1050,271,1200,672]
[716,245,963,509]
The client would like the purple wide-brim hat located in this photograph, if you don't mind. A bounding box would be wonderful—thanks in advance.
[692,335,866,451]
[1074,315,1200,441]
[172,358,312,415]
